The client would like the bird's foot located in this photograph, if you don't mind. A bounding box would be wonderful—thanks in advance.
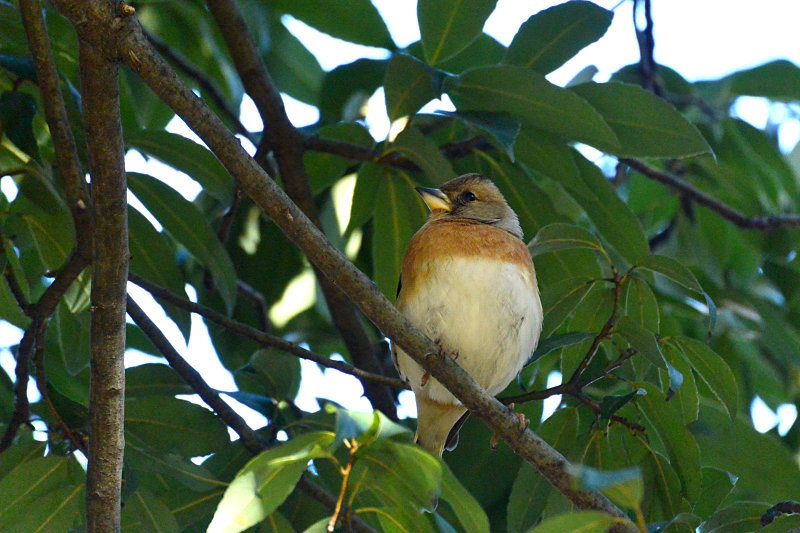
[436,343,459,362]
[508,402,530,434]
[420,372,430,387]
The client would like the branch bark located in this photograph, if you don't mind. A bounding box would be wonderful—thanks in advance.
[205,0,398,420]
[80,36,128,532]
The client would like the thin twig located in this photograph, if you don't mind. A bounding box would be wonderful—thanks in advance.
[633,0,661,96]
[297,477,377,533]
[623,158,800,230]
[3,263,30,315]
[126,296,269,454]
[0,323,37,452]
[128,273,408,390]
[236,279,272,334]
[328,439,359,533]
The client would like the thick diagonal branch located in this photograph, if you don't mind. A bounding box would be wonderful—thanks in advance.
[205,0,398,420]
[80,38,128,532]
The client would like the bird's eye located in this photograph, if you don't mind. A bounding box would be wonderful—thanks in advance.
[461,191,477,203]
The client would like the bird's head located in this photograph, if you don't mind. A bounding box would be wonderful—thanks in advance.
[415,174,523,239]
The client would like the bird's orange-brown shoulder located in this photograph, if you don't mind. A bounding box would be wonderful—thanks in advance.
[399,219,535,298]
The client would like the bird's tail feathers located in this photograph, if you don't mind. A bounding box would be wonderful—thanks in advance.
[414,398,467,457]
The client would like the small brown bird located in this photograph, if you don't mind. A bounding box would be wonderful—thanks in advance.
[393,174,543,456]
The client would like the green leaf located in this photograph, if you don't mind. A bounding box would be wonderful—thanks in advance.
[269,0,392,48]
[331,405,409,447]
[440,461,490,533]
[0,456,70,522]
[446,66,619,149]
[570,82,712,158]
[761,515,800,533]
[570,154,649,265]
[208,432,335,533]
[569,465,644,511]
[264,18,324,106]
[622,276,660,332]
[636,383,701,502]
[507,408,579,533]
[698,502,769,533]
[529,223,607,259]
[346,162,383,235]
[372,171,428,300]
[304,122,373,194]
[540,277,596,338]
[47,304,90,376]
[319,59,387,123]
[128,172,238,314]
[530,332,595,363]
[121,489,180,533]
[641,449,685,523]
[504,1,613,74]
[616,317,682,394]
[250,349,301,400]
[438,110,520,160]
[126,130,233,204]
[125,397,230,457]
[693,467,738,521]
[125,441,225,493]
[599,389,646,420]
[388,126,455,184]
[417,0,497,65]
[515,128,581,185]
[125,363,194,398]
[0,91,38,158]
[384,54,447,121]
[430,33,506,74]
[524,511,622,533]
[670,337,738,420]
[636,254,716,332]
[727,60,800,102]
[9,483,83,533]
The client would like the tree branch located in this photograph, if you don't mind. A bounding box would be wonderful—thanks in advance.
[18,0,92,254]
[622,158,800,230]
[205,0,398,420]
[80,36,128,532]
[125,296,268,454]
[128,273,408,390]
[51,4,634,524]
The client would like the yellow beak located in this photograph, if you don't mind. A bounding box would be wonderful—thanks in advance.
[415,187,451,212]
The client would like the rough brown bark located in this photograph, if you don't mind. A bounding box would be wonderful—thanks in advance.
[80,36,128,532]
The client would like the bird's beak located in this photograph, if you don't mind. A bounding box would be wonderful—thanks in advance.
[415,187,451,212]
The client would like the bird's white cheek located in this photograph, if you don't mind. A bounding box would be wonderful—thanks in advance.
[396,257,542,404]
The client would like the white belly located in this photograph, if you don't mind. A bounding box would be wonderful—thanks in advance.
[396,256,542,405]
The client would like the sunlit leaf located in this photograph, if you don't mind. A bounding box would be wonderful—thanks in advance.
[418,0,497,65]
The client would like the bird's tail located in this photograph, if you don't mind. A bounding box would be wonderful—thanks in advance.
[415,398,467,457]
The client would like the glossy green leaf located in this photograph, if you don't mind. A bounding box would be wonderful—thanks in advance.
[332,404,409,447]
[250,349,301,400]
[126,130,233,204]
[636,383,701,502]
[125,439,224,493]
[9,483,83,533]
[319,58,387,123]
[570,154,649,265]
[384,54,447,121]
[728,60,800,102]
[269,0,392,48]
[530,332,595,363]
[125,397,230,457]
[504,1,613,74]
[432,33,506,74]
[693,467,738,521]
[418,0,497,65]
[264,19,324,105]
[121,489,180,533]
[571,82,712,158]
[529,222,606,258]
[540,277,596,338]
[507,408,579,532]
[622,275,660,332]
[208,432,335,533]
[346,162,383,234]
[0,91,38,158]
[372,171,428,300]
[616,317,682,394]
[671,337,738,420]
[0,456,70,522]
[636,254,716,332]
[47,304,90,376]
[641,449,686,523]
[698,502,769,533]
[125,363,194,398]
[570,465,643,510]
[760,515,800,533]
[438,110,520,160]
[446,66,619,148]
[440,461,490,533]
[388,126,455,184]
[128,172,238,314]
[524,510,622,533]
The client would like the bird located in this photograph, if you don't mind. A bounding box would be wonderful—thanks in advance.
[393,173,543,456]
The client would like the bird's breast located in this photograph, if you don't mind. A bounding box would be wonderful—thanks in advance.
[396,254,542,404]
